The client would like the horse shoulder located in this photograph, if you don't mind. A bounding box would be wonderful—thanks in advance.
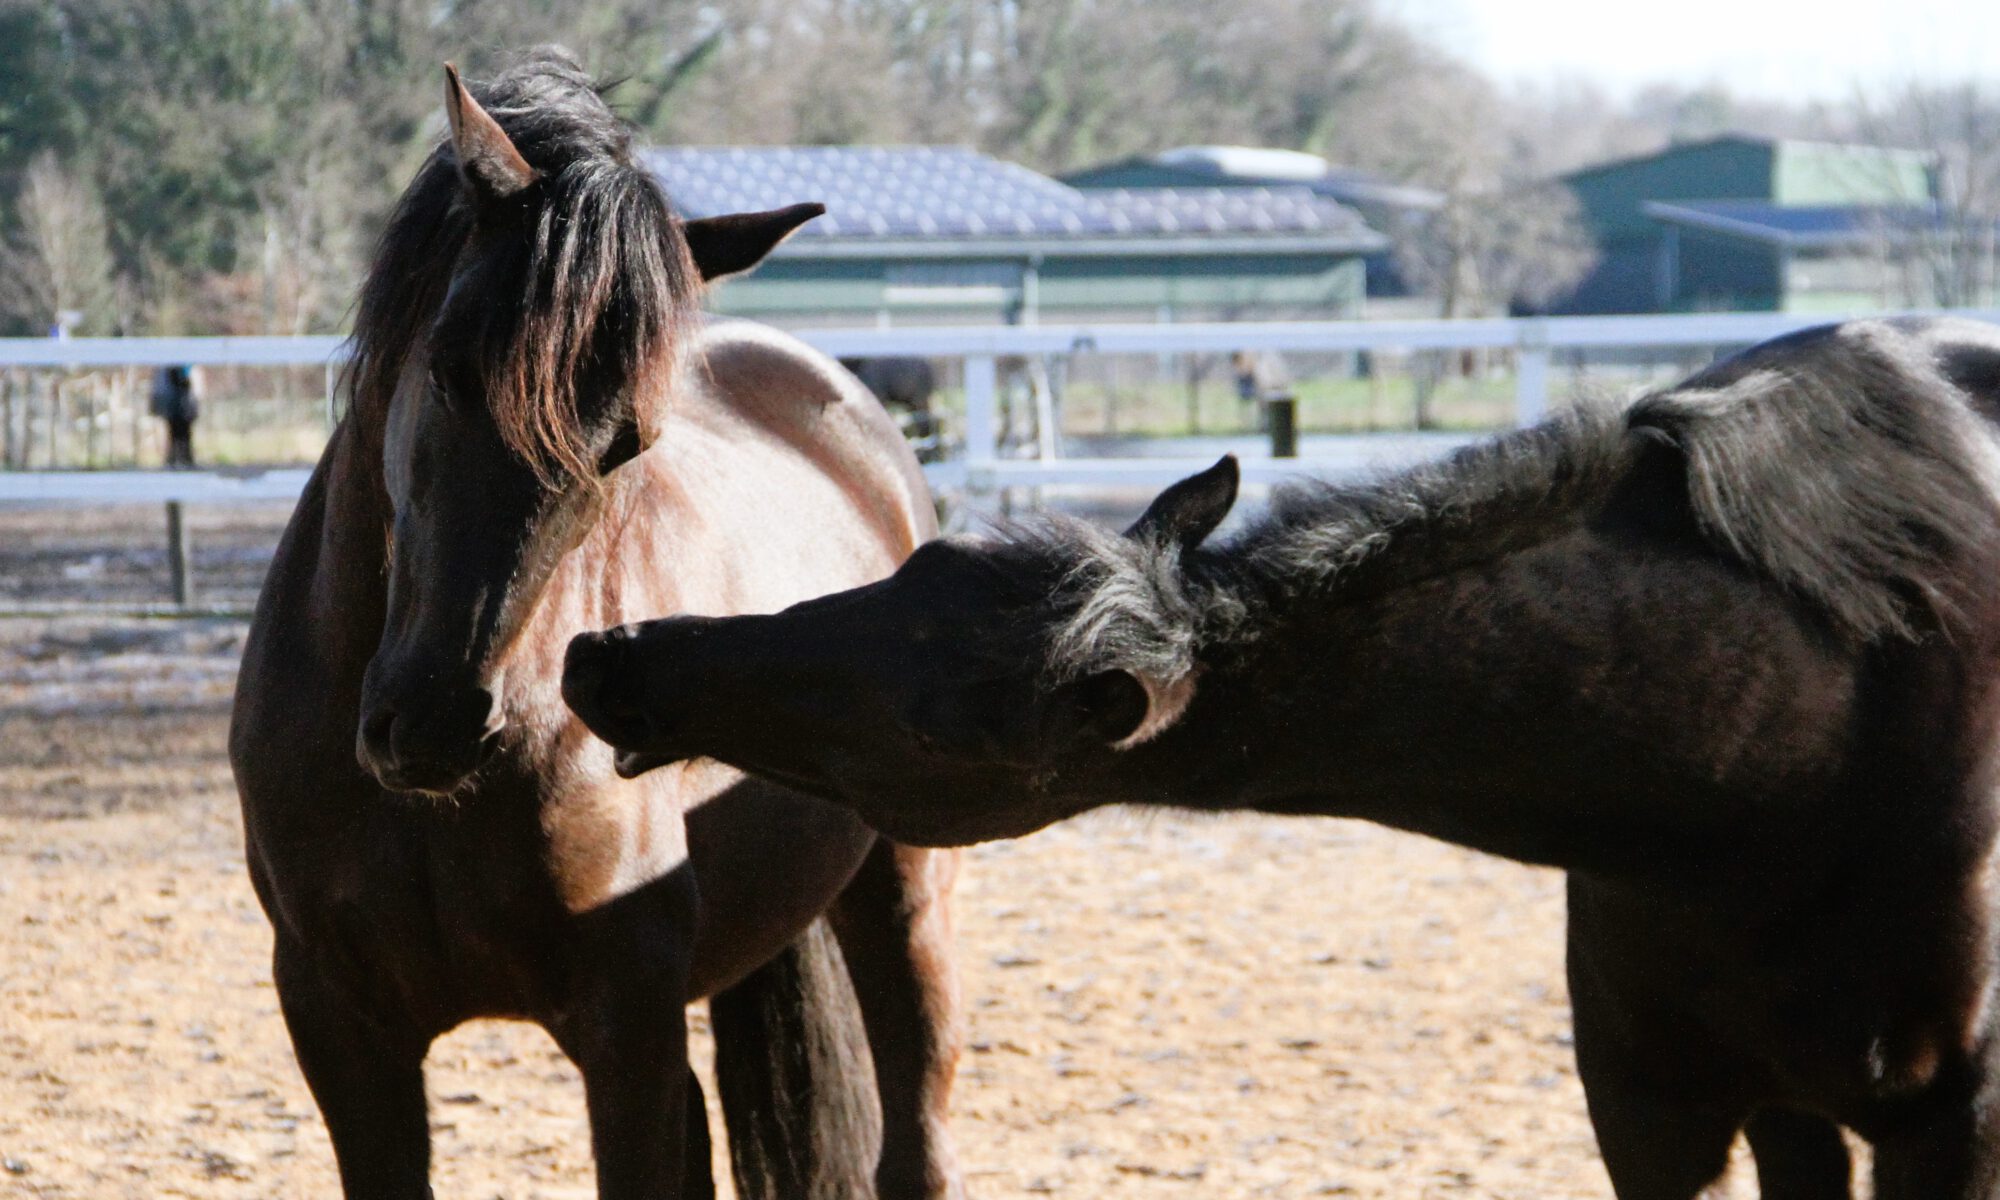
[688,319,936,546]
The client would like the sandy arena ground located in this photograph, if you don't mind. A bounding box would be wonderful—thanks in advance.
[0,504,1767,1198]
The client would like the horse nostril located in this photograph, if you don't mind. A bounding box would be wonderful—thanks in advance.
[362,707,397,752]
[562,640,614,711]
[599,689,644,726]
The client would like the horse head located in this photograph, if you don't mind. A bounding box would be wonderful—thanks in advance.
[355,56,820,796]
[561,456,1241,843]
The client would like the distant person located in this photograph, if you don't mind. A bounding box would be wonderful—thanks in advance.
[149,365,199,468]
[1230,349,1292,403]
[1231,350,1294,437]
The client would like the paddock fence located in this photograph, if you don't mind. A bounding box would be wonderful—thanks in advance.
[4,308,1998,613]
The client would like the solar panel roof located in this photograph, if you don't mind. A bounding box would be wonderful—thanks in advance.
[644,145,1383,252]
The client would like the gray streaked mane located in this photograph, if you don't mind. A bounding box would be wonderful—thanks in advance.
[1631,319,2000,640]
[1035,318,2000,686]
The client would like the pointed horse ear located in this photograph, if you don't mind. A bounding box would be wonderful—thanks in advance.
[444,63,537,206]
[1125,455,1239,553]
[682,203,825,281]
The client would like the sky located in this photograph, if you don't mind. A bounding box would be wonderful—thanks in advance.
[1388,0,2000,100]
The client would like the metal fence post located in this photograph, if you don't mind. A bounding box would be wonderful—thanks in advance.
[1515,318,1550,427]
[963,354,999,498]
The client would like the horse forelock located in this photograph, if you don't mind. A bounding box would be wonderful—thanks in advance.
[347,49,698,489]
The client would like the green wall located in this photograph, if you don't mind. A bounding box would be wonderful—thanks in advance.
[1671,228,1783,312]
[706,253,1367,321]
[1568,138,1774,241]
[1773,142,1933,206]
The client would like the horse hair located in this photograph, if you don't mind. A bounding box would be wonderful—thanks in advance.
[1032,319,2000,686]
[347,47,699,486]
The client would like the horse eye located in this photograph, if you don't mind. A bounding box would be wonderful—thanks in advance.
[427,366,471,418]
[598,422,644,475]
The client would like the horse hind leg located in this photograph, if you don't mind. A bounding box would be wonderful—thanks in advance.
[1744,1108,1852,1198]
[830,840,966,1200]
[709,915,881,1200]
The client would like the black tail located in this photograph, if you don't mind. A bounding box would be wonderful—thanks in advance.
[708,915,882,1200]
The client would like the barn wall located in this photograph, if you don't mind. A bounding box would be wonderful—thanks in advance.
[703,253,1368,322]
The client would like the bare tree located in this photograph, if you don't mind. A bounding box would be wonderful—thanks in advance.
[1851,83,2000,308]
[1352,68,1597,319]
[0,151,123,334]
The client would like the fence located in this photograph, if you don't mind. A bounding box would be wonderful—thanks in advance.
[4,308,1998,609]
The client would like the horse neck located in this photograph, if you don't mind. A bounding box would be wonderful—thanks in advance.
[303,416,394,662]
[1129,523,1857,877]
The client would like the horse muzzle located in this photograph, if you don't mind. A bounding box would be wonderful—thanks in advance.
[355,679,505,796]
[564,629,657,753]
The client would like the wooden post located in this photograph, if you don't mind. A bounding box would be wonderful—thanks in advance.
[1267,393,1298,459]
[166,501,194,607]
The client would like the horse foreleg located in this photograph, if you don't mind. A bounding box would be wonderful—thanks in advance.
[682,1066,717,1200]
[1867,1064,2000,1200]
[549,868,703,1200]
[1574,1045,1744,1199]
[273,940,435,1200]
[1568,900,1743,1199]
[1743,1108,1852,1198]
[831,839,965,1200]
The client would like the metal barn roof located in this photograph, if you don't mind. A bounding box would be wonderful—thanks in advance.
[1644,200,1977,250]
[644,145,1385,258]
[1062,146,1443,214]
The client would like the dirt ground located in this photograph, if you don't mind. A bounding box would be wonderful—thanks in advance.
[0,504,1766,1198]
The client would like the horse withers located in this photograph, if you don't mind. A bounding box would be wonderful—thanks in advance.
[231,53,962,1199]
[565,317,2000,1198]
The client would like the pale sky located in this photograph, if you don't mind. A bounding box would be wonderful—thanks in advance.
[1388,0,2000,100]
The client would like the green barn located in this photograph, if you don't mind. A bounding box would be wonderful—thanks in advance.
[646,146,1386,325]
[1558,135,1947,314]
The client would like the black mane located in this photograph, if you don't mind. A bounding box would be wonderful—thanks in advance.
[347,48,698,484]
[1037,318,2000,685]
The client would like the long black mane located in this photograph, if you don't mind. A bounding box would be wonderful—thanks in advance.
[1038,318,2000,685]
[346,48,699,484]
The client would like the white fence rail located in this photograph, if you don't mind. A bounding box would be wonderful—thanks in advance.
[5,309,2000,506]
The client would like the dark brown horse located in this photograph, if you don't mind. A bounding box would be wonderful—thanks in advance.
[231,53,961,1199]
[566,317,2000,1198]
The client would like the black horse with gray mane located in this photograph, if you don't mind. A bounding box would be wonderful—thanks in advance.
[566,317,2000,1198]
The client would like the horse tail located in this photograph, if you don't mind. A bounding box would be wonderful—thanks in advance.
[708,915,882,1200]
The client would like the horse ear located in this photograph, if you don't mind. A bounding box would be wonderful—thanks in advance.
[683,203,825,281]
[443,63,537,205]
[1125,455,1239,552]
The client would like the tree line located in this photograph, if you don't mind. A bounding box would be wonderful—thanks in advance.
[1,0,1994,336]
